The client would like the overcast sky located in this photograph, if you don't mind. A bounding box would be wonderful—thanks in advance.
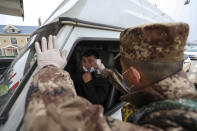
[0,0,196,41]
[0,0,63,26]
[148,0,197,42]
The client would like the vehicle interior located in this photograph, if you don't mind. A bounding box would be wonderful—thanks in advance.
[0,59,13,76]
[65,40,125,115]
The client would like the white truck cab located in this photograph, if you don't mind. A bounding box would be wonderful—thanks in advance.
[0,0,173,130]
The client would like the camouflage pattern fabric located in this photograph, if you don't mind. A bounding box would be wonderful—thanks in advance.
[24,65,149,131]
[101,68,129,94]
[128,99,197,131]
[120,70,197,106]
[24,22,197,130]
[120,23,189,62]
[24,65,197,131]
[120,70,197,130]
[117,22,197,130]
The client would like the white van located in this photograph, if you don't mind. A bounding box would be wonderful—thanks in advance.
[0,0,173,130]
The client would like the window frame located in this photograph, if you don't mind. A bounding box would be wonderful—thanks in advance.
[8,29,16,33]
[10,37,17,45]
[66,38,124,116]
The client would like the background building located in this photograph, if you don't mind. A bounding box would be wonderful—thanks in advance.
[0,25,37,57]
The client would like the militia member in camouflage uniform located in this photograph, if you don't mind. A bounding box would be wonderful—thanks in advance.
[24,23,197,131]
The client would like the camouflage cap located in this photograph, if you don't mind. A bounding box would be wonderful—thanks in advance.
[120,22,189,62]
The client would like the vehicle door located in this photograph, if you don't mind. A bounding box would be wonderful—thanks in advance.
[62,25,125,120]
[0,23,74,131]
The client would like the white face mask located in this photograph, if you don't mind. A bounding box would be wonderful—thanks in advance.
[82,66,88,72]
[82,66,95,72]
[90,67,95,72]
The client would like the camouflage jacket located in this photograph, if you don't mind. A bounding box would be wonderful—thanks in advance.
[24,65,197,131]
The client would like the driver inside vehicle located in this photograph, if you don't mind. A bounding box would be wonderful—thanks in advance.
[73,49,111,106]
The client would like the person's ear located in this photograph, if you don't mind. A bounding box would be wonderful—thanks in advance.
[120,59,140,86]
[129,66,141,86]
[129,66,152,89]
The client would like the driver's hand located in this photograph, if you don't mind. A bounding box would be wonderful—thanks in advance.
[35,35,67,69]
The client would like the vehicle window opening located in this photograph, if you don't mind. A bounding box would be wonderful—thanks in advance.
[65,40,122,114]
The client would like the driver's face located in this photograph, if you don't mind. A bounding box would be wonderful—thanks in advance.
[82,56,97,71]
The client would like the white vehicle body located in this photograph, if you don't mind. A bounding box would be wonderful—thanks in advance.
[44,0,173,27]
[185,48,197,59]
[183,54,191,72]
[0,0,174,130]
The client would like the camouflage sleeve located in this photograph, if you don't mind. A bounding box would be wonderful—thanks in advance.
[24,65,151,131]
[101,68,129,94]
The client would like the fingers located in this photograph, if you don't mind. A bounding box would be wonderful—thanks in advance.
[39,35,58,52]
[48,35,53,49]
[41,37,47,52]
[61,50,67,59]
[53,36,58,49]
[35,42,42,54]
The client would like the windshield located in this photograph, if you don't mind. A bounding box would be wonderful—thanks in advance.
[185,49,197,52]
[0,35,36,111]
[0,22,62,114]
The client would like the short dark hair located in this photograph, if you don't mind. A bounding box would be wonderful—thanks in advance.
[82,49,99,59]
